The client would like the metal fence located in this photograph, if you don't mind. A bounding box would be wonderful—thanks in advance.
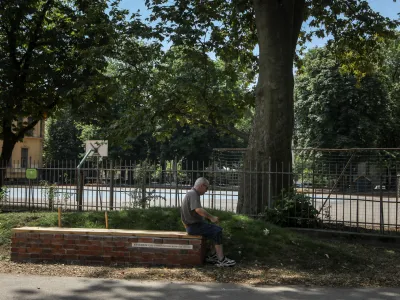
[1,148,400,235]
[291,148,400,235]
[0,158,239,213]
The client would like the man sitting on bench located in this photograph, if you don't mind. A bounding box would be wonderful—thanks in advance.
[181,177,236,267]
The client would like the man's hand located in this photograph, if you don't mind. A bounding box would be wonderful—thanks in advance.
[209,215,219,224]
[195,208,220,224]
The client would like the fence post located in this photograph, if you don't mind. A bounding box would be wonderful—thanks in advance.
[96,156,100,211]
[396,173,399,232]
[356,159,359,231]
[174,157,179,207]
[380,174,384,234]
[77,170,84,211]
[312,154,316,209]
[268,157,271,209]
[211,157,215,209]
[109,160,114,211]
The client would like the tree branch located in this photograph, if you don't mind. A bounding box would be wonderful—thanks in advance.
[21,0,54,73]
[16,100,58,140]
[222,124,249,143]
[392,65,399,83]
[0,9,22,70]
[16,119,39,140]
[291,0,306,61]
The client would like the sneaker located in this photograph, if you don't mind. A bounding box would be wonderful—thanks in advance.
[205,253,219,264]
[215,256,236,267]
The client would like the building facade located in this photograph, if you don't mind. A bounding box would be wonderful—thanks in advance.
[0,119,45,179]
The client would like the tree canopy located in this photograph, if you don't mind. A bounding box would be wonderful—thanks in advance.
[144,0,399,214]
[106,45,254,146]
[295,47,392,149]
[0,0,129,167]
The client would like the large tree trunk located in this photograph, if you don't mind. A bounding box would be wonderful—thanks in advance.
[237,0,305,215]
[0,120,19,189]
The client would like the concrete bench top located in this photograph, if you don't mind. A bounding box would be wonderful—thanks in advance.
[12,227,202,239]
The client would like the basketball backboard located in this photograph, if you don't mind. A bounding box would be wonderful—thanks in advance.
[85,140,108,157]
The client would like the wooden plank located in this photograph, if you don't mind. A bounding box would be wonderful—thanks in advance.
[12,227,203,239]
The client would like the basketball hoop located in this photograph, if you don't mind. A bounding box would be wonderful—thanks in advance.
[85,140,108,157]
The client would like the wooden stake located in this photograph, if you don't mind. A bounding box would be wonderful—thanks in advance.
[58,207,62,227]
[105,211,109,229]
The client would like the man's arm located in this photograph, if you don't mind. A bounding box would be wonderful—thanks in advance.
[195,208,219,223]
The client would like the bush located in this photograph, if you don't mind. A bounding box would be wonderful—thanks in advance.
[265,190,320,227]
[0,186,9,211]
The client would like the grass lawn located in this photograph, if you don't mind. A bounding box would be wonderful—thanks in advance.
[1,208,400,287]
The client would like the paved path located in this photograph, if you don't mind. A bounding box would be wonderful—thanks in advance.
[1,274,400,300]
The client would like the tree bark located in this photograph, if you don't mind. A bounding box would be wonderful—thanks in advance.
[0,120,19,189]
[237,0,305,215]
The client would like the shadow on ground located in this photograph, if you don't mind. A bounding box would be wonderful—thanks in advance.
[2,274,400,300]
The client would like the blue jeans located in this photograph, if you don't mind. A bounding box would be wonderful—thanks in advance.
[186,222,223,245]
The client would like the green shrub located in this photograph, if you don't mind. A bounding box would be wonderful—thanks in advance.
[40,180,58,210]
[0,186,9,211]
[265,190,320,227]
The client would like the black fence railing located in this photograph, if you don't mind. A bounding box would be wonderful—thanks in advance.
[0,148,399,235]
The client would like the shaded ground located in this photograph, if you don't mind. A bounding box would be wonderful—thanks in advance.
[2,274,400,300]
[1,242,400,287]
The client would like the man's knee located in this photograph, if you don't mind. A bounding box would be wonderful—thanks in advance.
[214,231,223,245]
[210,224,223,233]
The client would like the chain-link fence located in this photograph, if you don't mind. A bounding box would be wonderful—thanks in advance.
[1,148,400,235]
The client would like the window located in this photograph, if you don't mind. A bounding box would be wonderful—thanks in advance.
[39,120,43,137]
[21,148,28,168]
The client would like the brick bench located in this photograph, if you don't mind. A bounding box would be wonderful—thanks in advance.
[11,227,206,266]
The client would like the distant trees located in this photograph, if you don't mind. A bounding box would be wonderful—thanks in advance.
[294,48,393,149]
[43,110,83,162]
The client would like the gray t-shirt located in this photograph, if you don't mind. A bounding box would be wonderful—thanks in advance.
[181,189,204,225]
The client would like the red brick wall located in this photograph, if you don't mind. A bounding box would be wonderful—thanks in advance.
[11,227,206,266]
